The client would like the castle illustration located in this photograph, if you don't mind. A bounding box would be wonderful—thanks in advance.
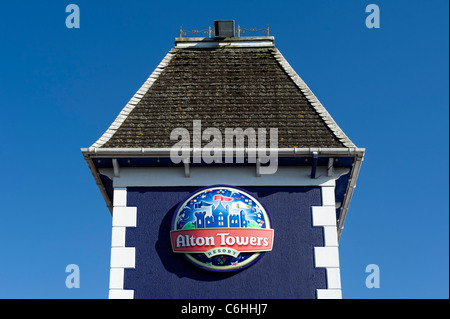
[194,201,248,228]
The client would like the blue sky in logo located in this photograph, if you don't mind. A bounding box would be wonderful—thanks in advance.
[174,186,269,231]
[0,0,448,298]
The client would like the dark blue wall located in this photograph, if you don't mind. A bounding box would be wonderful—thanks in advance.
[125,186,326,299]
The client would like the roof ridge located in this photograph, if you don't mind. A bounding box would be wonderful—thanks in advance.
[271,48,356,148]
[90,49,177,148]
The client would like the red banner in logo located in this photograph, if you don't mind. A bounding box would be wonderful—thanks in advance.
[171,228,274,256]
[213,195,233,202]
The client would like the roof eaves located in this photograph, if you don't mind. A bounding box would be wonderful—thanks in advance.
[90,49,177,148]
[81,147,365,158]
[81,150,113,215]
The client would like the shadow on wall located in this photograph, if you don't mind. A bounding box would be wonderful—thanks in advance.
[154,202,243,281]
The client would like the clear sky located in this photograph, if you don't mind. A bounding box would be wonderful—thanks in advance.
[0,0,448,299]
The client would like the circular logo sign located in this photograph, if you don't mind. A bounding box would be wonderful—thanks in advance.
[170,185,274,272]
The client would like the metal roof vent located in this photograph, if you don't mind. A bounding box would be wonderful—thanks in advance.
[214,20,235,38]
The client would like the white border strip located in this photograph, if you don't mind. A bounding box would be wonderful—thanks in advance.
[313,186,342,299]
[91,50,176,148]
[109,187,136,299]
[272,48,356,148]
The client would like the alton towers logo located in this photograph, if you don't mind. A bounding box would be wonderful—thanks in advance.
[170,186,274,272]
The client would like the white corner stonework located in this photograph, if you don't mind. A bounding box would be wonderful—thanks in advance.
[113,207,137,227]
[316,289,342,299]
[313,186,342,299]
[110,247,136,268]
[312,206,336,227]
[314,247,340,268]
[109,289,135,299]
[109,188,137,299]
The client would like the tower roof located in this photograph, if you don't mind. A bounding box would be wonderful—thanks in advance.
[90,36,356,150]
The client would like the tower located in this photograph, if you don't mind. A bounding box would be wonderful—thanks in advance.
[240,210,247,228]
[194,211,206,228]
[82,21,364,299]
[210,202,229,228]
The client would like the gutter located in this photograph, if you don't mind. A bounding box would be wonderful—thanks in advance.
[81,147,365,157]
[337,152,364,240]
[82,151,113,213]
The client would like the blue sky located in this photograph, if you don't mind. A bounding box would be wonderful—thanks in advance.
[0,0,448,298]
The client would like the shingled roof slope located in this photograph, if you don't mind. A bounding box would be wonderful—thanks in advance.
[92,42,356,149]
